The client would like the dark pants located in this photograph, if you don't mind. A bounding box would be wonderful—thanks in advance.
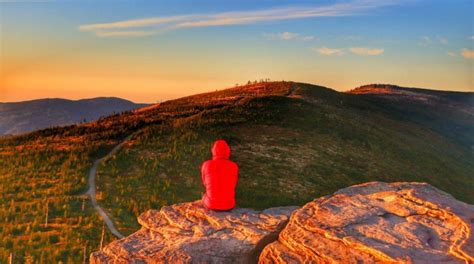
[212,208,233,212]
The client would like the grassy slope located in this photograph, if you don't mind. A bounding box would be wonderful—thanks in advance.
[0,82,293,262]
[0,82,472,262]
[96,83,474,235]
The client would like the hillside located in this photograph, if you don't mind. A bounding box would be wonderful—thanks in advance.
[0,97,149,135]
[348,84,474,147]
[0,82,473,263]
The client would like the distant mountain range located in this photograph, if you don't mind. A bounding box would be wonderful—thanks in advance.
[0,97,149,135]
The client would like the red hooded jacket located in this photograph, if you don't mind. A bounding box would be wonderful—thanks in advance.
[201,140,238,210]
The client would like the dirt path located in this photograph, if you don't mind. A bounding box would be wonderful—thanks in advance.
[85,85,297,239]
[286,83,299,97]
[86,135,133,239]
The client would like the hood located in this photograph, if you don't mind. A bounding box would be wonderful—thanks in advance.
[211,140,231,159]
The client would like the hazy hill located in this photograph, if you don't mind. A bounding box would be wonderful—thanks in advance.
[348,84,473,109]
[0,82,472,263]
[0,97,149,135]
[348,84,474,147]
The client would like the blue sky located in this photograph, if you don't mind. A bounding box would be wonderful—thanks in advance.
[1,0,473,102]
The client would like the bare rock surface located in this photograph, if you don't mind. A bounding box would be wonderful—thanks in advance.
[90,200,297,263]
[259,182,474,263]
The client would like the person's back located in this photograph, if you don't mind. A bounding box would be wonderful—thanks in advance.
[201,140,238,210]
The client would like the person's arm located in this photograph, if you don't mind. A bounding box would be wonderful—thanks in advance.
[234,165,239,187]
[201,162,206,187]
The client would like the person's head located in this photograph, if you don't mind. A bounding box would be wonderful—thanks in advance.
[211,140,230,160]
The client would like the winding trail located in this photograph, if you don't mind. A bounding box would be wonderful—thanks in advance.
[85,84,298,239]
[87,135,133,239]
[286,83,299,97]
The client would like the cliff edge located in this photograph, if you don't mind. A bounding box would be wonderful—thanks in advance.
[260,182,474,263]
[90,200,297,263]
[91,182,474,263]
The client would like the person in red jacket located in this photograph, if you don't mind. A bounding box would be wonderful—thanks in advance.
[201,140,238,211]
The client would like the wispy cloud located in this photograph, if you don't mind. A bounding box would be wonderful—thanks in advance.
[341,35,363,41]
[94,30,157,38]
[313,46,384,56]
[419,36,432,46]
[469,36,474,41]
[78,16,191,32]
[79,0,404,37]
[350,47,384,55]
[301,36,315,41]
[461,48,474,59]
[279,32,300,40]
[447,51,457,57]
[313,47,345,56]
[264,32,297,40]
[437,36,448,45]
[419,35,448,46]
[263,32,314,41]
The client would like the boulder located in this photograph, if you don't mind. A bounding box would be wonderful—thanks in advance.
[90,200,297,263]
[259,182,474,263]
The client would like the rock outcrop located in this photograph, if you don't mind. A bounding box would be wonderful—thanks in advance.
[260,182,474,263]
[91,182,474,263]
[90,200,297,263]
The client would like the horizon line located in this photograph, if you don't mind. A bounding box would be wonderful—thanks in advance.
[2,81,472,104]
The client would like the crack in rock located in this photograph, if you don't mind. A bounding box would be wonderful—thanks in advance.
[259,182,474,264]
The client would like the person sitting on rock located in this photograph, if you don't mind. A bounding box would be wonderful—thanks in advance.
[201,139,239,211]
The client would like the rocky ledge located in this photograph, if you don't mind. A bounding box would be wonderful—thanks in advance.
[260,182,474,263]
[91,182,474,263]
[90,200,297,263]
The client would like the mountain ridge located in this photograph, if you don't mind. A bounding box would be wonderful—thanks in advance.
[348,83,473,94]
[1,96,147,104]
[0,97,149,136]
[347,84,473,107]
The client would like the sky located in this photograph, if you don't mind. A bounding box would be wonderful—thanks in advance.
[0,0,473,103]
